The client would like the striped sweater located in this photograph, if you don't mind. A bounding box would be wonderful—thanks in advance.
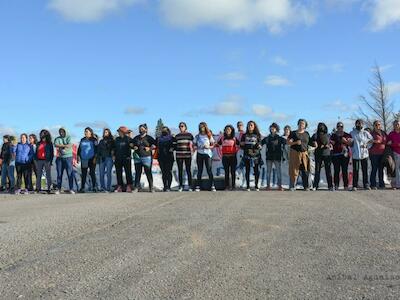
[174,132,194,159]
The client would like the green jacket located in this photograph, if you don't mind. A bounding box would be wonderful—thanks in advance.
[54,127,73,158]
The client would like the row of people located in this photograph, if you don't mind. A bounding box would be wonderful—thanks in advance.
[0,119,399,194]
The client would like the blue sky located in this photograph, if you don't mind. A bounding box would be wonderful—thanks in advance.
[0,0,399,140]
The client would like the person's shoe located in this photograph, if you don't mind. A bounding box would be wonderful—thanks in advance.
[211,186,217,192]
[255,187,260,192]
[266,186,271,191]
[352,187,358,191]
[311,187,317,191]
[304,188,310,191]
[79,188,85,193]
[188,188,193,192]
[69,190,76,195]
[0,187,5,192]
[115,186,123,193]
[278,186,284,191]
[126,185,133,193]
[372,187,378,190]
[149,188,154,193]
[195,186,201,192]
[14,189,21,195]
[46,189,52,194]
[329,187,334,192]
[365,186,371,191]
[334,186,339,191]
[55,189,60,195]
[178,187,183,192]
[246,188,251,192]
[346,187,351,192]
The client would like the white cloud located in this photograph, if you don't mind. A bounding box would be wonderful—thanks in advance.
[184,95,245,117]
[159,0,316,33]
[272,56,288,66]
[124,106,146,115]
[252,104,291,121]
[0,125,16,137]
[48,0,142,22]
[218,71,246,81]
[323,100,358,112]
[369,0,400,31]
[388,82,400,96]
[264,75,291,86]
[74,120,109,129]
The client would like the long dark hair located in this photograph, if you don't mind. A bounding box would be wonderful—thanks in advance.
[39,130,52,144]
[246,121,261,139]
[223,124,235,139]
[29,134,38,144]
[317,122,328,134]
[103,128,114,141]
[198,122,212,138]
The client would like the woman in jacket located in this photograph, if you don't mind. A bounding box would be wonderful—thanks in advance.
[311,122,333,191]
[330,122,352,190]
[132,124,156,192]
[156,126,175,192]
[388,120,400,189]
[28,134,38,192]
[217,125,240,190]
[114,126,134,193]
[15,134,34,194]
[241,121,263,192]
[369,120,387,189]
[0,135,16,193]
[97,128,115,192]
[35,130,54,193]
[287,119,313,191]
[77,127,98,193]
[194,122,216,192]
[262,123,285,191]
[349,119,373,191]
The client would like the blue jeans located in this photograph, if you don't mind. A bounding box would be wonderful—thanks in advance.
[56,157,74,190]
[1,162,15,189]
[370,154,384,188]
[266,160,282,187]
[99,157,113,191]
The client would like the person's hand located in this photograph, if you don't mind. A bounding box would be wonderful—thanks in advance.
[341,137,347,144]
[296,140,302,145]
[133,146,138,151]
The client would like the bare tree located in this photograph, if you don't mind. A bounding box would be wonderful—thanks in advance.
[356,63,395,132]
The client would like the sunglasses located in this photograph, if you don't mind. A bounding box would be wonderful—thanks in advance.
[337,125,343,128]
[179,125,185,128]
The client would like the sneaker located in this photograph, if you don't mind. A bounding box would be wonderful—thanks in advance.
[329,187,334,192]
[126,185,132,193]
[290,188,296,192]
[188,188,193,192]
[372,187,378,190]
[79,189,85,193]
[195,186,201,192]
[55,189,60,195]
[255,188,260,192]
[114,186,123,193]
[352,187,358,191]
[304,188,310,191]
[311,187,317,191]
[211,186,216,192]
[14,189,21,195]
[246,188,251,192]
[149,188,154,193]
[266,186,271,191]
[365,186,371,191]
[278,186,284,191]
[178,187,183,192]
[69,190,76,194]
[334,186,339,191]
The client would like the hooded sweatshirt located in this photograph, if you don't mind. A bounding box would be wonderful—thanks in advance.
[15,143,34,164]
[54,128,73,158]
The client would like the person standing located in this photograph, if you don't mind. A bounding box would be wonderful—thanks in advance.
[311,123,333,191]
[349,119,373,191]
[77,127,98,193]
[369,120,387,189]
[35,130,54,193]
[287,119,313,191]
[15,134,34,194]
[330,122,352,190]
[114,126,134,193]
[54,128,74,194]
[217,125,239,190]
[194,122,216,192]
[0,135,16,193]
[132,124,156,192]
[262,123,285,191]
[156,126,175,192]
[241,121,263,192]
[97,128,115,192]
[236,121,246,189]
[174,122,194,192]
[28,134,38,192]
[388,120,400,190]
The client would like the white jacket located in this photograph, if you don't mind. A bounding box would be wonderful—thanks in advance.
[350,129,373,160]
